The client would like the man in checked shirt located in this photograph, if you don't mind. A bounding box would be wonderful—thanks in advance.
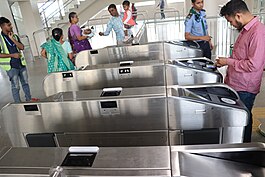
[99,4,125,45]
[216,0,265,142]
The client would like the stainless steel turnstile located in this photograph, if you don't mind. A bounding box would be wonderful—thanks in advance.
[0,146,171,177]
[44,57,222,97]
[75,41,203,68]
[169,84,249,144]
[0,143,264,177]
[171,143,265,177]
[1,84,248,147]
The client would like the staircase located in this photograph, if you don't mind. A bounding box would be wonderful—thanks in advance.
[39,0,153,29]
[39,0,95,28]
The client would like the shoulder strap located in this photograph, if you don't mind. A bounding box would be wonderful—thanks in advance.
[190,8,206,35]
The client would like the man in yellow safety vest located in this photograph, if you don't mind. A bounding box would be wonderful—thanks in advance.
[0,17,32,102]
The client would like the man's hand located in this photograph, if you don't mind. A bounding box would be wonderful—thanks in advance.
[215,57,228,67]
[201,35,211,42]
[209,41,214,50]
[99,32,104,36]
[83,29,91,35]
[8,32,15,41]
[11,53,20,59]
[7,32,24,50]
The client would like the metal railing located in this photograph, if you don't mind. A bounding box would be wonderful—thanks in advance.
[33,28,51,59]
[154,8,181,32]
[57,22,69,28]
[32,8,265,57]
[86,17,111,31]
[43,0,75,27]
[39,0,56,15]
[134,21,147,44]
[19,35,34,62]
[146,15,231,57]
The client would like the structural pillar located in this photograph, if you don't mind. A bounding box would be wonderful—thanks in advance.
[0,0,17,33]
[19,0,46,58]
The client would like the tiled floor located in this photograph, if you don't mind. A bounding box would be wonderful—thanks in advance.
[252,108,265,142]
[0,58,265,148]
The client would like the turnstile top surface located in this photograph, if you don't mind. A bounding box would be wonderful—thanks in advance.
[171,143,265,177]
[0,146,170,172]
[42,86,166,102]
[80,57,220,74]
[75,41,203,68]
[82,60,164,70]
[169,57,219,73]
[171,84,246,108]
[0,147,68,167]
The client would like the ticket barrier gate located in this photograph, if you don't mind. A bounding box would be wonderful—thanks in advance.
[1,84,248,147]
[75,41,203,69]
[0,143,264,177]
[43,57,222,97]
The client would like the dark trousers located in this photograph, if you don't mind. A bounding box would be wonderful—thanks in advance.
[237,91,257,142]
[197,41,211,59]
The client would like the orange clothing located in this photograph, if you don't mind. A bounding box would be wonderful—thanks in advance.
[122,10,136,26]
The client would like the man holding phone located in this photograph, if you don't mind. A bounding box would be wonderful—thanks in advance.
[216,0,265,142]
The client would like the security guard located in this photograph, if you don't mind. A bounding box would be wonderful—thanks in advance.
[184,0,212,59]
[0,17,33,103]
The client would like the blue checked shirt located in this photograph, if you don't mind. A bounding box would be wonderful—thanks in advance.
[104,15,125,41]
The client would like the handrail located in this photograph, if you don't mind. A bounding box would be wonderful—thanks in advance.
[100,14,111,19]
[153,8,181,33]
[86,17,110,31]
[57,22,69,27]
[43,0,74,27]
[133,10,149,21]
[19,35,34,62]
[133,21,147,44]
[253,12,265,16]
[39,0,56,15]
[33,28,51,59]
[45,0,73,22]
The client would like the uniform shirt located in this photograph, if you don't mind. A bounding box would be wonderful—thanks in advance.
[0,32,23,69]
[225,17,265,94]
[104,15,125,42]
[184,9,208,37]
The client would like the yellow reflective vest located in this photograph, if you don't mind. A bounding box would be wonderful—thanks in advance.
[0,34,26,71]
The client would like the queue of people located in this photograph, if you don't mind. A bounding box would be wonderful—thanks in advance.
[0,0,264,144]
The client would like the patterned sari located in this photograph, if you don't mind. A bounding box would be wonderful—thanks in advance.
[41,39,75,73]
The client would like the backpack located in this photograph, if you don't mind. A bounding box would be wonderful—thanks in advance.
[131,3,137,20]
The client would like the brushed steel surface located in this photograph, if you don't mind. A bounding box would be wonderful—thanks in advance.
[0,144,264,177]
[43,60,166,97]
[56,131,169,147]
[167,84,249,143]
[171,143,265,177]
[43,57,222,97]
[1,87,168,147]
[1,84,248,147]
[75,41,203,68]
[0,146,171,177]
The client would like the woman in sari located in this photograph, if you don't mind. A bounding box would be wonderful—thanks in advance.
[41,28,75,73]
[68,12,92,53]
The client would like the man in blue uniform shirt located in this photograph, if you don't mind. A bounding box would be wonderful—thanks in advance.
[184,0,213,59]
